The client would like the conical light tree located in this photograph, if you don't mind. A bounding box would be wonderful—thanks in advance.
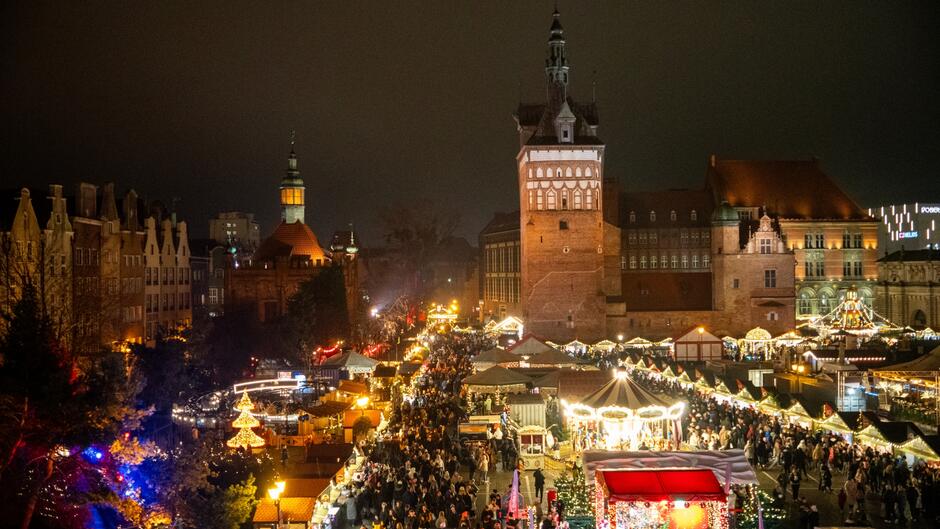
[226,391,266,449]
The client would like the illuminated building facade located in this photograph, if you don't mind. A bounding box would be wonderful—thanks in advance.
[479,212,521,322]
[876,249,940,329]
[280,138,305,225]
[513,9,619,341]
[869,203,940,254]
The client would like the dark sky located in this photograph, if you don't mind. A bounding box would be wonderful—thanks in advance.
[2,1,939,245]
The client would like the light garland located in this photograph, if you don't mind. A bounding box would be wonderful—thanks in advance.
[226,392,266,449]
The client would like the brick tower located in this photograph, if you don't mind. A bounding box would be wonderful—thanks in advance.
[513,9,608,341]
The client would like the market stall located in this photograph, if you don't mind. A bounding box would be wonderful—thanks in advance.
[517,424,548,470]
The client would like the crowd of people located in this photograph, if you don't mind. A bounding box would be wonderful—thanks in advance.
[342,332,553,529]
[631,369,940,526]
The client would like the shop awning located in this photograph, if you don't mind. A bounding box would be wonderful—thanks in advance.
[599,469,726,502]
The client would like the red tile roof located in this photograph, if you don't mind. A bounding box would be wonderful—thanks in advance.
[706,158,870,220]
[254,220,328,262]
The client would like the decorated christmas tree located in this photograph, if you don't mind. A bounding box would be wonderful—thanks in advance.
[226,392,266,449]
[555,468,594,529]
[738,489,786,529]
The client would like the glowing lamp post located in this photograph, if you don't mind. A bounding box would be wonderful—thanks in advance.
[268,480,286,529]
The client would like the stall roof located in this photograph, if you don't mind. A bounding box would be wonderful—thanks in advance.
[373,365,397,378]
[281,478,332,499]
[338,379,368,395]
[508,335,554,356]
[462,365,532,387]
[254,497,315,524]
[600,469,726,502]
[321,351,379,370]
[526,348,584,366]
[583,449,758,486]
[304,400,352,418]
[558,370,614,400]
[875,345,940,371]
[472,347,520,366]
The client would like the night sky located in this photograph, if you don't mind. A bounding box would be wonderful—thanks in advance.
[2,1,939,245]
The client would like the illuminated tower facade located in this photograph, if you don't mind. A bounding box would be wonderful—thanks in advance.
[280,137,305,224]
[514,9,614,341]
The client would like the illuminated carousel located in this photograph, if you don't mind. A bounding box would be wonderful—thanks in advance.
[563,371,685,451]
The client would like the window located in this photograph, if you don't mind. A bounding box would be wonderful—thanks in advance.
[629,256,637,269]
[690,210,697,221]
[759,238,771,254]
[681,255,688,268]
[815,262,825,277]
[639,232,648,245]
[815,233,824,248]
[798,294,812,315]
[670,210,677,221]
[842,232,851,249]
[767,312,779,321]
[661,254,668,269]
[585,191,593,210]
[804,233,813,249]
[764,269,777,288]
[649,232,658,245]
[854,261,862,277]
[703,255,710,268]
[573,191,582,210]
[546,191,556,210]
[536,190,544,210]
[691,255,699,268]
[629,211,636,223]
[280,188,304,205]
[732,278,740,289]
[620,256,627,270]
[671,255,678,269]
[561,191,569,210]
[650,256,658,269]
[628,232,637,246]
[852,233,863,248]
[559,220,569,230]
[640,256,647,269]
[805,261,813,277]
[650,211,656,222]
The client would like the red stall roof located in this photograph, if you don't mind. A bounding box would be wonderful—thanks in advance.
[600,469,726,502]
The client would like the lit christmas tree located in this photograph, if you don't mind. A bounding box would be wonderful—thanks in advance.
[226,392,266,449]
[555,469,595,529]
[738,489,785,529]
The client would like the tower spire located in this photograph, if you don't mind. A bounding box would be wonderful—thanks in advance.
[545,7,569,105]
[280,131,305,224]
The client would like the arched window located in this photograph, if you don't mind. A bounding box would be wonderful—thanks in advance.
[586,167,593,177]
[650,210,657,222]
[561,190,569,210]
[573,190,583,210]
[566,167,573,177]
[691,210,697,221]
[528,168,533,179]
[528,191,534,209]
[557,168,562,177]
[576,167,583,177]
[536,167,543,179]
[585,191,593,210]
[536,190,544,210]
[546,190,557,210]
[670,210,677,221]
[629,211,636,223]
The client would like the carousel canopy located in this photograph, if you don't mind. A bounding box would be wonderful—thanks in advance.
[578,372,669,410]
[744,327,773,341]
[462,365,532,387]
[472,347,519,366]
[509,335,554,356]
[599,469,726,503]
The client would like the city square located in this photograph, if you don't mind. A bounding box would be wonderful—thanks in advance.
[1,2,940,529]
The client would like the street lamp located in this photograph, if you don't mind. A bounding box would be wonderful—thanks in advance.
[268,481,286,529]
[791,364,806,392]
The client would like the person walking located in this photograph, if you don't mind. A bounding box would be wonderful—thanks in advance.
[534,468,545,504]
[480,451,489,483]
[789,467,802,503]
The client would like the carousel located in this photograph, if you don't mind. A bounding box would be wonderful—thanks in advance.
[562,371,685,451]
